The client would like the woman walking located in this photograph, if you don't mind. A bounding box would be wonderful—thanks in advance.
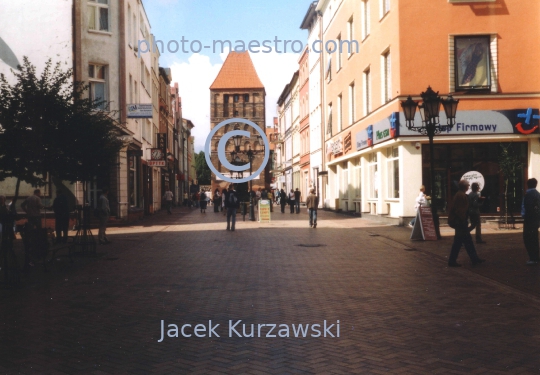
[288,189,296,214]
[199,190,208,213]
[280,188,287,213]
[222,188,227,215]
[213,188,221,213]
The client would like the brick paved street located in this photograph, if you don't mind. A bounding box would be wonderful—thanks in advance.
[1,206,540,374]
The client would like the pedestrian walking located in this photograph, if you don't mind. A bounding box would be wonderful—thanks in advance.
[521,178,540,265]
[280,188,287,213]
[468,182,486,244]
[306,188,319,228]
[294,188,301,214]
[255,188,261,210]
[409,185,430,227]
[267,190,274,212]
[288,189,296,214]
[213,189,221,213]
[200,190,208,213]
[447,179,485,267]
[51,190,70,243]
[183,192,189,207]
[21,189,44,229]
[163,186,174,214]
[224,185,240,231]
[97,188,111,245]
[222,188,227,215]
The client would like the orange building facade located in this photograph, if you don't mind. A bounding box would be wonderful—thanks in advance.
[317,0,540,223]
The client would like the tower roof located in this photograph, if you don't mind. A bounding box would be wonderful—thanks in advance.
[210,51,264,90]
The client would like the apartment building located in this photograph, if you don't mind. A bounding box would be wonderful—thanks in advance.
[316,0,540,224]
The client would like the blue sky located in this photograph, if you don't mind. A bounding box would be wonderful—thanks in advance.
[144,0,316,151]
[146,0,314,66]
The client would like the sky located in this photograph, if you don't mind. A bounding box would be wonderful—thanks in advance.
[144,0,315,151]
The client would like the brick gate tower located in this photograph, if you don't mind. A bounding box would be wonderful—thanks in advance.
[209,51,267,193]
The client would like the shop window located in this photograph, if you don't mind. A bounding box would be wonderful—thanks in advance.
[387,146,399,198]
[340,162,349,199]
[88,0,109,32]
[451,35,495,92]
[354,158,362,198]
[368,152,378,199]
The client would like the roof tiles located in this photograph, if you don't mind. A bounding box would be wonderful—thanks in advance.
[210,51,264,90]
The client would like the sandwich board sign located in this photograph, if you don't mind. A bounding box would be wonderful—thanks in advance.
[410,206,437,241]
[259,200,271,223]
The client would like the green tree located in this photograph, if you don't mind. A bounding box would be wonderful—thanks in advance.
[194,151,211,185]
[0,57,124,202]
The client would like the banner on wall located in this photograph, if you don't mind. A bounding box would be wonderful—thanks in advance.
[399,109,540,136]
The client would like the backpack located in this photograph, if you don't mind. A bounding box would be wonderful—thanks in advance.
[229,191,238,205]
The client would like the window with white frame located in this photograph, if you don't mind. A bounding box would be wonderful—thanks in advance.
[380,0,390,18]
[368,152,378,199]
[132,14,137,46]
[88,0,109,32]
[387,146,399,198]
[89,64,107,109]
[349,82,355,125]
[362,0,370,40]
[363,67,371,116]
[128,5,132,46]
[129,74,133,103]
[347,18,354,57]
[451,35,494,92]
[336,34,342,71]
[141,61,146,88]
[337,94,342,132]
[340,162,349,199]
[353,158,362,198]
[382,50,391,103]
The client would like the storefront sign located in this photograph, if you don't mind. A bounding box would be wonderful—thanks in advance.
[258,199,271,223]
[344,132,352,153]
[399,109,540,136]
[127,104,152,118]
[355,125,373,151]
[410,206,437,241]
[373,113,400,145]
[148,160,166,167]
[331,138,343,155]
[461,171,485,194]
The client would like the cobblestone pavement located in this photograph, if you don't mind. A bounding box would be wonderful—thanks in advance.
[1,206,540,374]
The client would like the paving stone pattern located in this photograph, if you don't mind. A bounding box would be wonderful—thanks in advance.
[1,208,540,374]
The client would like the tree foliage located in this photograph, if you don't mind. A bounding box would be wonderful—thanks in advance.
[0,57,125,191]
[194,151,211,185]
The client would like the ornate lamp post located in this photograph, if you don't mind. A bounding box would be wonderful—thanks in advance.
[230,131,264,221]
[400,86,459,239]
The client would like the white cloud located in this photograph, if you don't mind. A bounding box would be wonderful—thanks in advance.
[170,50,299,152]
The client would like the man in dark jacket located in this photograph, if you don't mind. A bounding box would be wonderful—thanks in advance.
[447,179,485,267]
[294,188,301,214]
[52,190,70,243]
[224,184,240,231]
[522,178,540,265]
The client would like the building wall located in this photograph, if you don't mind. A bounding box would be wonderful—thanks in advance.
[316,0,540,223]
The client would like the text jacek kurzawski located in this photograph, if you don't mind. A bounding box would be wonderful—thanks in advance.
[157,320,340,341]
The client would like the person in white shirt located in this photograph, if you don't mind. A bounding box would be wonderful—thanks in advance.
[409,185,430,227]
[163,187,173,215]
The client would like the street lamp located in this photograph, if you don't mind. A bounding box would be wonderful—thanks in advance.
[400,86,459,239]
[230,132,264,221]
